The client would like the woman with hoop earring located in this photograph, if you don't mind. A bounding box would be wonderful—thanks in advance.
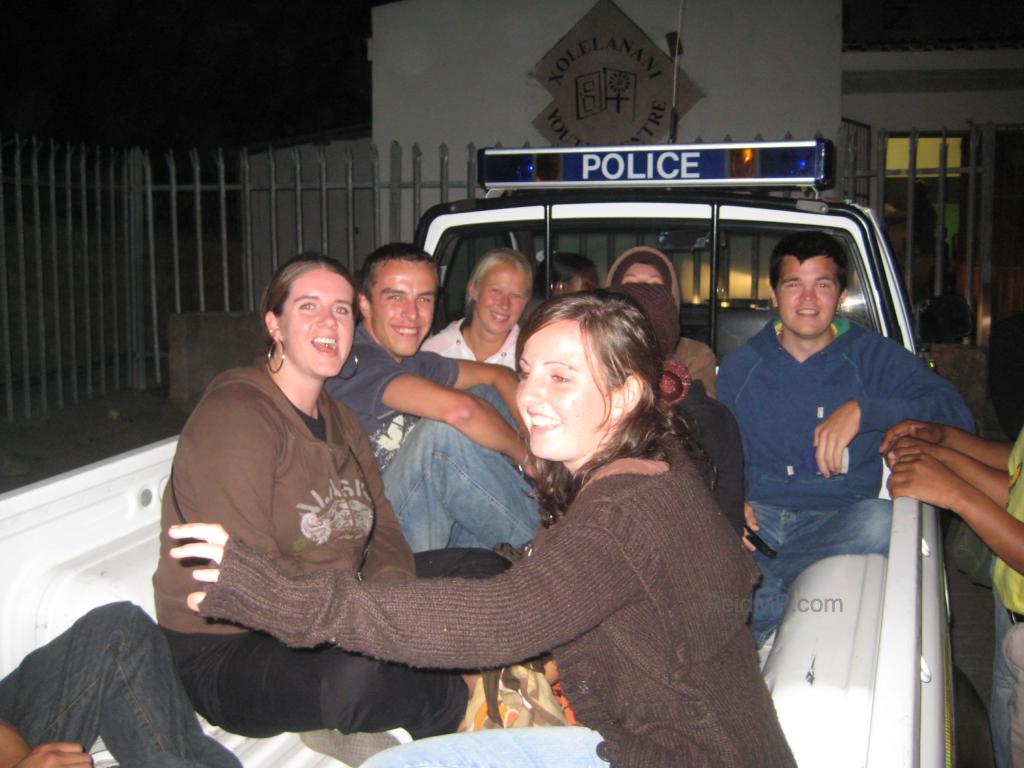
[152,253,496,754]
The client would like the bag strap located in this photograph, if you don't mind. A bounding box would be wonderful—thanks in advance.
[482,668,504,726]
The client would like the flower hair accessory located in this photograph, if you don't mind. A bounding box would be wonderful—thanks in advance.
[657,358,692,407]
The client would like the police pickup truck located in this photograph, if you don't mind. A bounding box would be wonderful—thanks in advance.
[0,140,954,767]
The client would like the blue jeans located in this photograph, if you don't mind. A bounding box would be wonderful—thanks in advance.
[748,498,892,645]
[0,602,239,768]
[362,726,605,768]
[993,587,1014,768]
[384,385,540,552]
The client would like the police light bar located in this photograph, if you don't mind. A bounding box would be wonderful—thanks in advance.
[478,140,832,190]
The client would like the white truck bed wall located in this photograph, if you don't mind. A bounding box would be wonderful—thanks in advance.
[0,440,945,767]
[761,496,947,767]
[0,438,344,768]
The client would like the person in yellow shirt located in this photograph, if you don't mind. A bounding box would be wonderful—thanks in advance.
[883,419,1024,767]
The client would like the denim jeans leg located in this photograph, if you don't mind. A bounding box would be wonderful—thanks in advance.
[384,386,539,552]
[0,602,239,768]
[747,502,796,643]
[361,725,606,768]
[994,588,1015,768]
[450,385,539,548]
[467,383,516,424]
[817,497,893,557]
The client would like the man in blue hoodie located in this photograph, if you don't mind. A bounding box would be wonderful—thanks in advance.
[718,230,974,645]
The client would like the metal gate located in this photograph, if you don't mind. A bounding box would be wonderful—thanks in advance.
[836,120,1022,347]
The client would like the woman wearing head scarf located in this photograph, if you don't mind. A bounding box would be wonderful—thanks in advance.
[606,245,718,396]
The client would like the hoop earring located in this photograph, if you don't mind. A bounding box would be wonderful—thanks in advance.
[337,353,360,380]
[267,340,286,373]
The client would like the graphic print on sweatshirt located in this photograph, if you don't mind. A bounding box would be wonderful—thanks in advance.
[296,476,373,547]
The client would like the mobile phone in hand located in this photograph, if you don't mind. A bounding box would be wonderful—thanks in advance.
[744,526,777,558]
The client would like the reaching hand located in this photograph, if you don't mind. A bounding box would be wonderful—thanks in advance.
[886,450,966,511]
[741,502,759,553]
[880,419,946,454]
[168,523,229,612]
[883,434,954,469]
[814,399,861,478]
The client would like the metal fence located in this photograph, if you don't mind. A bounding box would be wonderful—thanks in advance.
[836,120,1017,345]
[0,136,483,423]
[0,126,1013,423]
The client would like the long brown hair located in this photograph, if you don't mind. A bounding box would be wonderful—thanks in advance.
[517,290,696,521]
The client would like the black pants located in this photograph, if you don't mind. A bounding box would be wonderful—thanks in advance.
[164,548,509,739]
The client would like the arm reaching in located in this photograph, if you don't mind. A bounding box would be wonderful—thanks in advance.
[888,452,1024,572]
[881,418,1011,471]
[879,418,948,451]
[885,435,1009,508]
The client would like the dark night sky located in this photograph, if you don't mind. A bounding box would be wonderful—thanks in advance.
[1,0,377,151]
[3,1,1021,153]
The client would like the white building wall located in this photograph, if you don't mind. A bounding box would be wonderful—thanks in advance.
[371,0,842,149]
[370,0,842,240]
[674,0,842,142]
[366,0,1023,244]
[841,50,1024,131]
[843,89,1024,133]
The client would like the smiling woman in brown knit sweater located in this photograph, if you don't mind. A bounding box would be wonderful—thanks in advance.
[170,291,795,768]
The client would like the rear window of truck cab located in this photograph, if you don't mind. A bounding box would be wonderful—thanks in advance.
[431,217,874,361]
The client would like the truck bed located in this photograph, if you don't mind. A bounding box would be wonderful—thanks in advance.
[0,438,350,767]
[0,438,945,767]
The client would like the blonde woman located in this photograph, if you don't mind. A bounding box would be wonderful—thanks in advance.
[152,254,486,749]
[422,248,532,369]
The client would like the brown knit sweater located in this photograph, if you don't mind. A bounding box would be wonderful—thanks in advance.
[200,457,795,767]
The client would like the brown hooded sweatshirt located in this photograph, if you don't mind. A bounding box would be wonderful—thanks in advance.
[153,365,414,635]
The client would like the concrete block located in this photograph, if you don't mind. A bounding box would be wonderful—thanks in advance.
[169,313,265,413]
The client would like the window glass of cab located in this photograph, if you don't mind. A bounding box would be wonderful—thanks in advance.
[430,220,872,359]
